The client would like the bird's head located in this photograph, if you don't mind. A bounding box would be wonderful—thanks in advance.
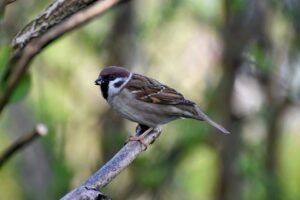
[95,66,131,99]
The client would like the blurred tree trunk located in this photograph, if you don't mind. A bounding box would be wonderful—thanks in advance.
[98,2,137,161]
[264,96,288,200]
[215,1,268,200]
[263,1,300,198]
[215,55,243,200]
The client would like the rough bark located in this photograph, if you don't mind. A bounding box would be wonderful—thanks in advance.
[0,0,126,114]
[61,128,161,200]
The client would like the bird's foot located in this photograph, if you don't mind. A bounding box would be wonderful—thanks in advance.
[127,135,148,150]
[135,124,150,136]
[127,128,153,150]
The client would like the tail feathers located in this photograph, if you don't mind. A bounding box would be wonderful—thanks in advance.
[194,106,230,134]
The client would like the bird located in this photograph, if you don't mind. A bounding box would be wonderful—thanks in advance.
[95,66,230,147]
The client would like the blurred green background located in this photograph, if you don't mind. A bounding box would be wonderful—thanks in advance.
[1,0,300,199]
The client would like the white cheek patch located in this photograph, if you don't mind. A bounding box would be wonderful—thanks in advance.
[108,73,132,97]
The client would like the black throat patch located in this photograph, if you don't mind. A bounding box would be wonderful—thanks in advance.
[100,81,109,99]
[100,78,126,100]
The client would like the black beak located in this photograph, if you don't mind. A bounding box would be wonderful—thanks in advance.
[95,77,104,85]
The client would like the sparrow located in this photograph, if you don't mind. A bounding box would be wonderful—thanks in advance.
[95,66,230,147]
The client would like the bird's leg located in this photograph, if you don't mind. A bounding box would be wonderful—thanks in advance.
[127,125,153,150]
[135,124,150,136]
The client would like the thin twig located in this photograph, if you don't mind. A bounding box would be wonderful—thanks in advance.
[6,0,16,4]
[0,0,125,114]
[61,128,161,200]
[0,0,16,16]
[0,123,48,168]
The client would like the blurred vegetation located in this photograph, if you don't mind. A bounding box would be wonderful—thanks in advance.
[0,0,300,199]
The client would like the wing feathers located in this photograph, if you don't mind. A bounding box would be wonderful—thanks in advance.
[194,106,230,134]
[126,74,194,105]
[125,73,230,134]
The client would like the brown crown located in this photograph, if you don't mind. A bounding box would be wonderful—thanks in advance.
[99,66,130,77]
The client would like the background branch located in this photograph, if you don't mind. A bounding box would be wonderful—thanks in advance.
[0,123,48,168]
[0,0,16,16]
[12,0,110,51]
[0,0,125,114]
[61,129,161,200]
[2,0,16,5]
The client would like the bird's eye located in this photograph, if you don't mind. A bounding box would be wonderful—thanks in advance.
[109,75,116,80]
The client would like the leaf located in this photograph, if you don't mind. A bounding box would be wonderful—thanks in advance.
[231,0,247,14]
[8,73,31,104]
[0,45,10,80]
[0,46,31,104]
[250,46,272,73]
[0,73,32,104]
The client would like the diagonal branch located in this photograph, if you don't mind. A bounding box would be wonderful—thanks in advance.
[0,123,48,168]
[61,128,161,200]
[12,0,101,51]
[0,0,126,114]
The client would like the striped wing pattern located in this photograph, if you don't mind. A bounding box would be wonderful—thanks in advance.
[126,74,194,106]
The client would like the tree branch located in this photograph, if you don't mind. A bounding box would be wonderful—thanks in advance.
[0,123,48,168]
[61,128,161,200]
[0,0,16,15]
[12,0,101,51]
[0,0,126,114]
[1,0,16,6]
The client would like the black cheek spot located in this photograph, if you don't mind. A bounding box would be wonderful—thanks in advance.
[114,80,125,88]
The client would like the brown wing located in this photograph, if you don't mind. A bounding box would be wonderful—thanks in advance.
[126,73,194,105]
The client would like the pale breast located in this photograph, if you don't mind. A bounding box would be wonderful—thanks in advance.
[107,89,180,127]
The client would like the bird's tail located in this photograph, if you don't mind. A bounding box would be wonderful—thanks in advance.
[194,105,230,134]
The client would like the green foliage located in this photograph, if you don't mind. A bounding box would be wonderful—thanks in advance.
[280,133,300,200]
[139,165,167,188]
[8,73,31,104]
[175,147,218,199]
[0,45,10,80]
[0,46,31,104]
[230,0,248,14]
[176,120,209,147]
[0,165,22,200]
[0,72,32,104]
[188,0,223,24]
[239,147,268,200]
[250,46,273,73]
[49,155,72,199]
